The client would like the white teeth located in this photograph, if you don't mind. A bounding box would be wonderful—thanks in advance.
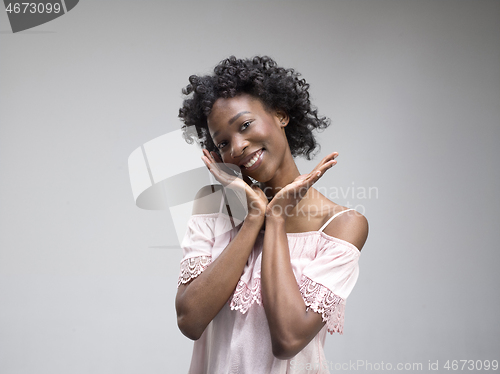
[244,150,262,168]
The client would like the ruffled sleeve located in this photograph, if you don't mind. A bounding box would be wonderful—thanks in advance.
[298,234,360,335]
[177,214,218,287]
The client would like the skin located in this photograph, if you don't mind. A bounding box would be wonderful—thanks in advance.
[175,94,369,359]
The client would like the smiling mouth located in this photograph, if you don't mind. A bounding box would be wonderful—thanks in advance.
[241,149,264,169]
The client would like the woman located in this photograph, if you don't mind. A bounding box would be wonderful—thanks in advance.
[176,56,368,373]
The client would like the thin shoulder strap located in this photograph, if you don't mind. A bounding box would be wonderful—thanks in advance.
[210,184,226,214]
[219,186,236,229]
[318,208,355,232]
[218,187,225,213]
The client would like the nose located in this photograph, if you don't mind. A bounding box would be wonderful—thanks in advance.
[230,134,248,159]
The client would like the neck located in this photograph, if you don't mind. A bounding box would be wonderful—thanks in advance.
[262,151,301,199]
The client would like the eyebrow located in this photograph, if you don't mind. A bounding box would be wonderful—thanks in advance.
[212,111,251,140]
[229,111,250,125]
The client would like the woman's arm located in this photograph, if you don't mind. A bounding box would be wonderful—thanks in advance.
[261,215,325,359]
[261,212,368,360]
[260,152,368,359]
[175,212,263,340]
[176,150,268,340]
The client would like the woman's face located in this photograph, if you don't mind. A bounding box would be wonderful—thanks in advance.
[207,94,289,183]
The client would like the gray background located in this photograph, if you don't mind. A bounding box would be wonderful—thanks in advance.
[1,0,499,373]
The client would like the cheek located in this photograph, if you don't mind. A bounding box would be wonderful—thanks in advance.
[257,122,280,145]
[267,126,287,150]
[220,152,230,163]
[220,151,238,166]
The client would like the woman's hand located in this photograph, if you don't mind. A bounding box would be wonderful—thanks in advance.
[177,150,271,341]
[201,149,268,222]
[266,152,338,220]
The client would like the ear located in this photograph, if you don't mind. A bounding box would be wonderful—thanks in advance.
[275,109,289,128]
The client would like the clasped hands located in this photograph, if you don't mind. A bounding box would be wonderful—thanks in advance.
[201,149,338,222]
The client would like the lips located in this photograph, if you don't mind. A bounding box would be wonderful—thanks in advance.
[240,149,264,171]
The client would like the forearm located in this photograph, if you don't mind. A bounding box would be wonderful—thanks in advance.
[176,216,263,340]
[261,217,321,358]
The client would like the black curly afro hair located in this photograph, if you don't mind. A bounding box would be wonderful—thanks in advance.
[178,56,330,160]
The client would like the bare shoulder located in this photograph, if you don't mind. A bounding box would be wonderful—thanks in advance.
[323,207,368,251]
[192,185,223,215]
[310,189,368,251]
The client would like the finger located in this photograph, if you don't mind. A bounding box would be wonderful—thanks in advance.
[305,152,338,178]
[304,171,322,189]
[201,154,212,170]
[314,153,338,175]
[318,159,337,174]
[202,153,221,174]
[210,151,223,164]
[330,152,339,160]
[323,152,339,163]
[316,152,338,168]
[287,172,317,195]
[317,152,338,169]
[290,155,338,193]
[202,149,225,173]
[243,175,254,186]
[202,148,212,160]
[302,167,329,189]
[208,151,241,180]
[201,150,248,192]
[204,160,237,186]
[201,150,215,167]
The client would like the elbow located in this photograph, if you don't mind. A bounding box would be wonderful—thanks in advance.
[176,292,206,341]
[271,337,303,360]
[176,313,205,341]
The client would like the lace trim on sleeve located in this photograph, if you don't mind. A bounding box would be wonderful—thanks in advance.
[299,275,346,335]
[229,278,262,314]
[177,256,212,287]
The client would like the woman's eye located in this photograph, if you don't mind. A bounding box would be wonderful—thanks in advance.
[241,121,251,130]
[217,142,227,150]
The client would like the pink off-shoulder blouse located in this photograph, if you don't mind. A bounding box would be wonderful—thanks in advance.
[178,209,360,374]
